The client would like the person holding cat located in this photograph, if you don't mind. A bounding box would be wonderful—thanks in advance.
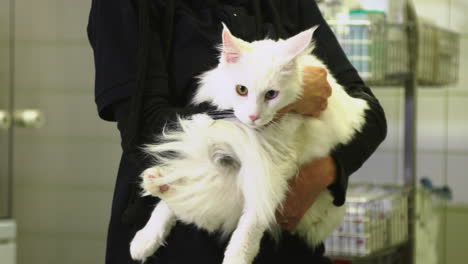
[87,0,387,263]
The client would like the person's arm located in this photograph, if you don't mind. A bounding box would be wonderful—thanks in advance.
[88,0,217,226]
[88,0,213,148]
[87,0,138,122]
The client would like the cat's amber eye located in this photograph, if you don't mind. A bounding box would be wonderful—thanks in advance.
[236,85,248,96]
[265,90,279,100]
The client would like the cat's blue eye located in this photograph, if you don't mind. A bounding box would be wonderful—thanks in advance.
[265,90,279,100]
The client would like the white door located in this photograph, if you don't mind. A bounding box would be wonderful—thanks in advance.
[0,0,16,263]
[0,0,12,221]
[1,1,122,263]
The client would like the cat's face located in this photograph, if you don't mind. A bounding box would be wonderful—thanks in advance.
[218,25,317,128]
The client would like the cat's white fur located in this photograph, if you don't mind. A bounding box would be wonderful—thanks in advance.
[130,25,369,264]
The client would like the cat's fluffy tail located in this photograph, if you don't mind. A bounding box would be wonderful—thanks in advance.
[143,114,291,229]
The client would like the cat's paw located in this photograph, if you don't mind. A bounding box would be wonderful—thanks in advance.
[222,242,257,264]
[130,229,162,261]
[141,167,169,196]
[222,255,249,264]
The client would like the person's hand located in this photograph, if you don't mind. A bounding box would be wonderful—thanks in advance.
[276,155,336,231]
[278,66,332,118]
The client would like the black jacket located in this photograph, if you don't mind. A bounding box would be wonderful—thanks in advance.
[87,0,387,263]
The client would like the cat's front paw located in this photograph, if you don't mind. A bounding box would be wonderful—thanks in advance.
[141,167,169,196]
[130,229,163,261]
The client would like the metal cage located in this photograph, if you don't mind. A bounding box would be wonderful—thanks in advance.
[325,185,410,258]
[328,20,460,86]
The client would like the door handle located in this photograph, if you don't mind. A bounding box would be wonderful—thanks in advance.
[13,109,44,128]
[0,110,11,130]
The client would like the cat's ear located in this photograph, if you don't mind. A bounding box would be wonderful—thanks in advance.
[221,23,246,64]
[282,26,319,60]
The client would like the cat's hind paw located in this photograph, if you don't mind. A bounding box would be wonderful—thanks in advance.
[130,229,163,262]
[222,255,249,264]
[141,167,169,197]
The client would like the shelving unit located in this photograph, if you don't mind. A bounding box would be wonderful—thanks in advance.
[325,185,410,259]
[319,0,461,262]
[321,1,422,263]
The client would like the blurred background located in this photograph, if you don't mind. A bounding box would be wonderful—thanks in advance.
[0,0,467,263]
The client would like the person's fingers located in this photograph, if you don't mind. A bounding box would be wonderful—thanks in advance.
[277,104,295,114]
[320,100,328,111]
[279,217,300,231]
[302,69,331,99]
[324,83,332,98]
[306,112,320,118]
[278,194,302,230]
[303,65,327,76]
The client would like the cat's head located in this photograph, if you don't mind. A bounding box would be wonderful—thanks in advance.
[197,24,318,128]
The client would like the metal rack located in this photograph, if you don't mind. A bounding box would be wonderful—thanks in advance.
[417,21,460,86]
[325,185,410,257]
[320,1,460,263]
[328,20,459,87]
[321,1,422,263]
[328,20,409,86]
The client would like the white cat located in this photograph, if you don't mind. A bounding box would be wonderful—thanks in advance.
[130,24,369,264]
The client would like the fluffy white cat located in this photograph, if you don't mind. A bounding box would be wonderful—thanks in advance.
[130,24,369,264]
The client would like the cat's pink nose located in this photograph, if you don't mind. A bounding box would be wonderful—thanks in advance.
[249,114,259,121]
